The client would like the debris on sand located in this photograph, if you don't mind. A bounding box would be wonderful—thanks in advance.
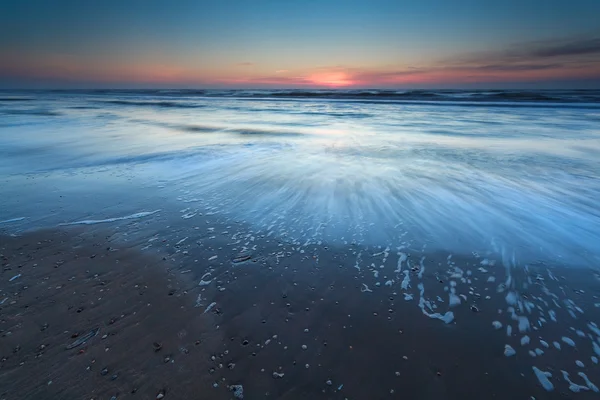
[9,274,21,282]
[272,372,284,378]
[66,328,99,349]
[233,255,252,263]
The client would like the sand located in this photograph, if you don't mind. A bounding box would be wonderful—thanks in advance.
[1,227,600,400]
[0,229,220,399]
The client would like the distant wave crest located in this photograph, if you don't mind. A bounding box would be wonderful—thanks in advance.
[99,100,205,108]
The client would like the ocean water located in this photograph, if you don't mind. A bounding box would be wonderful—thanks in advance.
[1,89,599,268]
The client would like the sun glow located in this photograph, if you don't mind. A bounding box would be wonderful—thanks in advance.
[307,71,354,87]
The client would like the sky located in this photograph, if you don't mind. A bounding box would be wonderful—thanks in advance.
[1,0,599,89]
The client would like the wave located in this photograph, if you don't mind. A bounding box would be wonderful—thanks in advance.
[200,89,600,103]
[3,89,600,105]
[98,100,204,108]
[473,91,562,101]
[177,124,304,137]
[0,97,34,102]
[1,109,60,116]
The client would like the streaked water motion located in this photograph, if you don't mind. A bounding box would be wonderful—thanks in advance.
[1,90,599,267]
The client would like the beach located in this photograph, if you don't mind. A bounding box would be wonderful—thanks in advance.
[2,224,600,399]
[1,90,600,399]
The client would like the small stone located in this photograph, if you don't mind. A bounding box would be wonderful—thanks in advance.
[395,371,400,376]
[326,380,332,386]
[301,345,307,350]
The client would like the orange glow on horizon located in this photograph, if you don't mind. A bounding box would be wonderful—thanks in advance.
[306,72,354,87]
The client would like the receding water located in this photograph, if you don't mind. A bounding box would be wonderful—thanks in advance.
[1,90,599,267]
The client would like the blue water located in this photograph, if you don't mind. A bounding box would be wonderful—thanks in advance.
[1,90,599,267]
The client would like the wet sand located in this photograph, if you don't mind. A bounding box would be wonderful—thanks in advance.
[1,227,600,399]
[0,229,220,400]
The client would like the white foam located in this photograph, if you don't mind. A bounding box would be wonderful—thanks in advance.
[562,336,576,347]
[0,217,26,224]
[532,367,554,391]
[423,311,454,324]
[505,291,518,305]
[395,252,406,273]
[194,294,203,307]
[418,256,425,279]
[518,316,530,332]
[449,293,461,307]
[400,270,410,290]
[9,274,21,282]
[507,325,513,337]
[562,371,588,393]
[204,302,217,313]
[588,322,600,337]
[576,360,584,367]
[592,356,598,364]
[521,335,530,346]
[361,283,373,293]
[60,210,160,225]
[504,345,516,357]
[578,372,599,392]
[540,340,549,348]
[553,341,562,350]
[492,321,502,330]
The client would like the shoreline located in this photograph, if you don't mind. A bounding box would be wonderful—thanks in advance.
[1,226,599,399]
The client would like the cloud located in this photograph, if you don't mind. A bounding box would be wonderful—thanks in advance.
[446,35,600,66]
[235,62,254,67]
[529,37,600,58]
[470,63,564,71]
[275,70,288,73]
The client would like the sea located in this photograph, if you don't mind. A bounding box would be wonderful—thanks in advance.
[1,89,599,267]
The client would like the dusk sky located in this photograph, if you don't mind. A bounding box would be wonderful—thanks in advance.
[1,0,599,89]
